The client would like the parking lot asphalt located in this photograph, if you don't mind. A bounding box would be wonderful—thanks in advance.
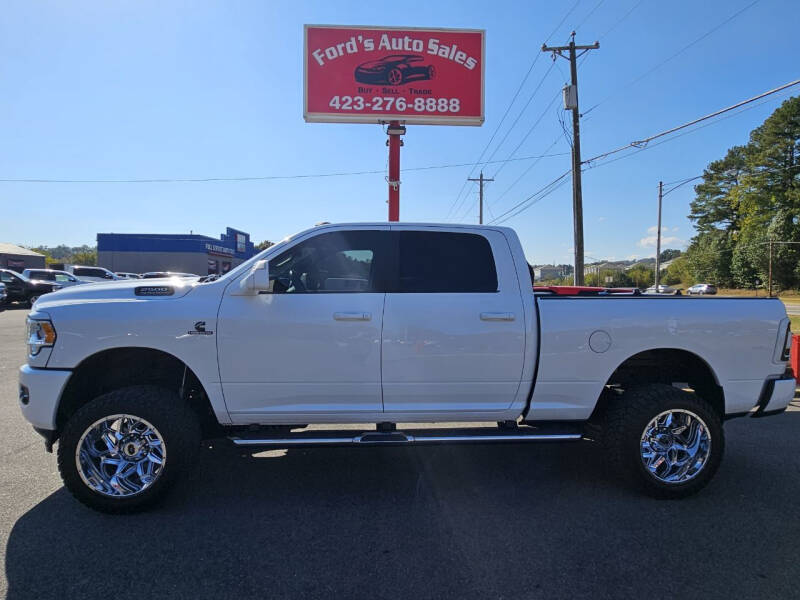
[1,306,800,600]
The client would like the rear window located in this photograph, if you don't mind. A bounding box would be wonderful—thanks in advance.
[28,271,54,280]
[394,231,498,293]
[74,267,104,277]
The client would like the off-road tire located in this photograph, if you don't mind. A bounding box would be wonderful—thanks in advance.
[602,383,724,499]
[57,385,201,513]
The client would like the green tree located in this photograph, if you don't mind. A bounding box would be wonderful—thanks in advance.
[255,240,274,251]
[71,249,97,266]
[686,96,800,289]
[686,230,733,286]
[662,255,691,286]
[659,248,682,262]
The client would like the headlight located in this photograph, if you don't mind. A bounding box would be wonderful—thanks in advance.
[27,318,56,356]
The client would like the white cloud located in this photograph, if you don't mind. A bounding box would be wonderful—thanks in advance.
[638,235,684,248]
[639,225,685,248]
[597,216,607,222]
[627,254,640,260]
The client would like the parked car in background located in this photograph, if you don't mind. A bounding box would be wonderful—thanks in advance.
[643,284,682,295]
[687,283,718,295]
[22,269,85,288]
[115,272,142,280]
[62,265,119,283]
[0,268,62,306]
[0,282,6,305]
[141,271,199,279]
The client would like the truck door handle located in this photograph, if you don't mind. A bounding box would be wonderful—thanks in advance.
[333,312,372,321]
[480,312,515,322]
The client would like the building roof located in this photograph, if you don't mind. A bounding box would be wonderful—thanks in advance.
[0,243,44,257]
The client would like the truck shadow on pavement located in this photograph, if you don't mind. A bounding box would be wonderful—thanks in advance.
[6,411,800,600]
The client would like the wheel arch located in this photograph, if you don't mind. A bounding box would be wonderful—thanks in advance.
[597,348,725,418]
[56,346,221,440]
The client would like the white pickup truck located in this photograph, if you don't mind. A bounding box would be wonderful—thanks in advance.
[18,223,795,513]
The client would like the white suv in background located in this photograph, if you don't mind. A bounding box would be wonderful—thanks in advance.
[22,269,85,288]
[62,265,119,283]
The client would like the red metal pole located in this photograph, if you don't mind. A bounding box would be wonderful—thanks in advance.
[387,120,402,221]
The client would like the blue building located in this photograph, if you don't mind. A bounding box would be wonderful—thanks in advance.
[97,227,257,276]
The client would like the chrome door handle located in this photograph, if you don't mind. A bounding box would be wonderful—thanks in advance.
[333,312,372,321]
[480,312,515,322]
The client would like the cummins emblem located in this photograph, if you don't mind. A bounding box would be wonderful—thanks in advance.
[188,321,213,336]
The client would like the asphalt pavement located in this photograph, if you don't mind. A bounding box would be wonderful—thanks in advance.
[1,306,800,599]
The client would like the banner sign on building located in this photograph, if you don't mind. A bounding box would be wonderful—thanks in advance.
[304,25,484,126]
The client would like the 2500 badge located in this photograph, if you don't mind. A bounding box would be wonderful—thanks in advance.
[328,95,461,113]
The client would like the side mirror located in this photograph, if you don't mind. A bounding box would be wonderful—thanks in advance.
[235,260,271,295]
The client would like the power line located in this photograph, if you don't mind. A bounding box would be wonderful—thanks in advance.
[582,78,800,167]
[488,168,572,224]
[0,152,569,185]
[444,0,581,220]
[575,0,606,32]
[491,90,562,178]
[488,136,563,211]
[484,82,799,227]
[597,0,643,39]
[582,0,761,117]
[448,62,559,221]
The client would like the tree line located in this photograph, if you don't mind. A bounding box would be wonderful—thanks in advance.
[682,96,799,290]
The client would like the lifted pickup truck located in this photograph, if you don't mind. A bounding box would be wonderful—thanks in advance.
[19,223,795,512]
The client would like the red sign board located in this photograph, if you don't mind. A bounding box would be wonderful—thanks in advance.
[304,25,484,126]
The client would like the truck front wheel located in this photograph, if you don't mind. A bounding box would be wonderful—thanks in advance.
[57,385,200,513]
[603,384,724,498]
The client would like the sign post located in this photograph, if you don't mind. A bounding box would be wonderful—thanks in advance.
[304,25,485,220]
[386,121,405,221]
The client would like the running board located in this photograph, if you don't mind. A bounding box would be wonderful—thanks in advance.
[230,426,582,448]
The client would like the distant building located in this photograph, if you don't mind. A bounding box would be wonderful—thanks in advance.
[533,266,563,281]
[0,243,46,272]
[97,227,257,276]
[584,261,628,276]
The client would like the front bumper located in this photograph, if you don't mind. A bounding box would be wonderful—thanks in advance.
[752,373,797,418]
[18,364,72,431]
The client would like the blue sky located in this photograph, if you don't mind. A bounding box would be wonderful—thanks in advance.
[1,0,798,265]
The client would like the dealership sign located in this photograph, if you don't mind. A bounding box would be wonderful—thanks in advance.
[304,25,484,126]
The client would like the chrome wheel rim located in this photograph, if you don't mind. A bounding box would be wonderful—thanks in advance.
[388,69,402,85]
[640,409,711,484]
[76,414,166,497]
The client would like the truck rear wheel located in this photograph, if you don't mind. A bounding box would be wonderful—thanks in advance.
[57,385,200,513]
[603,384,724,498]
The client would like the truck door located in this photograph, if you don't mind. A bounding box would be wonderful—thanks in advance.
[217,227,390,421]
[381,228,526,416]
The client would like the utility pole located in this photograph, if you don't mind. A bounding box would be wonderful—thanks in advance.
[468,171,494,224]
[654,181,663,291]
[543,32,599,286]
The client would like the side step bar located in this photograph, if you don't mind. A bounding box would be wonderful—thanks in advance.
[230,427,582,448]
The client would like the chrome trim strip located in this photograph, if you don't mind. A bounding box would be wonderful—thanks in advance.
[230,432,582,447]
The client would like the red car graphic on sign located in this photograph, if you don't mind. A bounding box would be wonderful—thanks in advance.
[354,54,436,86]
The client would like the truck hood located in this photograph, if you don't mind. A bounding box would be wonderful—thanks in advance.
[33,277,197,309]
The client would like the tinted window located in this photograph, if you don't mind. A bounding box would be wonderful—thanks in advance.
[74,267,103,277]
[28,271,55,280]
[269,230,386,293]
[394,231,498,293]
